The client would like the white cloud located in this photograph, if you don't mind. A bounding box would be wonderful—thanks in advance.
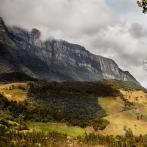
[0,0,114,38]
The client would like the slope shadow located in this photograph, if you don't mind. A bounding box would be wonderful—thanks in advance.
[26,81,120,125]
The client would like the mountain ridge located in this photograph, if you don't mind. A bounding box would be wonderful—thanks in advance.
[0,17,139,84]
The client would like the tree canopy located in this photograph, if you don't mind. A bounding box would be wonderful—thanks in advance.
[137,0,147,13]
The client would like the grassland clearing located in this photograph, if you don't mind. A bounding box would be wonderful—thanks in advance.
[27,122,86,138]
[0,82,28,102]
[98,90,147,135]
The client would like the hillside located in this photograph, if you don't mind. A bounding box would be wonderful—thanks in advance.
[0,80,147,146]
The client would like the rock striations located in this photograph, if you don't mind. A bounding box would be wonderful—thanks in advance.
[0,17,138,83]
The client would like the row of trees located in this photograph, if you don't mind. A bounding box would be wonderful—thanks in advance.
[1,130,147,147]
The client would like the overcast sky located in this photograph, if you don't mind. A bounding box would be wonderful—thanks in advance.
[0,0,147,87]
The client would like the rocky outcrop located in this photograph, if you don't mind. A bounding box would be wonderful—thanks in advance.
[0,17,139,84]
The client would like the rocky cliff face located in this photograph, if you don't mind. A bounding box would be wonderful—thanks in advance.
[0,17,138,83]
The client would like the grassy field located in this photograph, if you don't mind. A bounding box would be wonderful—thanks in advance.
[0,82,28,102]
[27,122,86,138]
[120,90,147,104]
[98,90,147,136]
[0,88,27,102]
[98,97,124,115]
[102,110,147,135]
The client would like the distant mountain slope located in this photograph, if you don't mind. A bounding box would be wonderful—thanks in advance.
[0,17,139,83]
[0,80,146,133]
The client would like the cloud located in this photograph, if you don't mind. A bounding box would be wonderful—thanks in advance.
[129,23,147,38]
[0,0,147,88]
[0,0,114,39]
[106,0,138,13]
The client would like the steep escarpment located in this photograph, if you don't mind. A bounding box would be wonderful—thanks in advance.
[0,17,138,83]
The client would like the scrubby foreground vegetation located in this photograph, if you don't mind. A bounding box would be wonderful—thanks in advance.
[0,80,147,146]
[1,130,147,147]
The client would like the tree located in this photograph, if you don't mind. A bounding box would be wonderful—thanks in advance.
[137,0,147,13]
[125,128,133,138]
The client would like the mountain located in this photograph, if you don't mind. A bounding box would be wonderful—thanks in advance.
[0,17,138,83]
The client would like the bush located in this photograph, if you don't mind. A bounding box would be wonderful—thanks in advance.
[90,119,110,131]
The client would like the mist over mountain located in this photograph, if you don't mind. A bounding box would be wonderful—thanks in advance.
[0,17,138,84]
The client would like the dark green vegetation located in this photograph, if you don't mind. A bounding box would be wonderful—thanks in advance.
[25,81,119,127]
[28,81,121,97]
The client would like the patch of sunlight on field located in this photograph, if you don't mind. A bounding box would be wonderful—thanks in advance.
[0,82,29,102]
[102,110,147,136]
[98,97,124,115]
[120,90,147,104]
[0,88,27,102]
[27,122,85,138]
[98,94,147,136]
